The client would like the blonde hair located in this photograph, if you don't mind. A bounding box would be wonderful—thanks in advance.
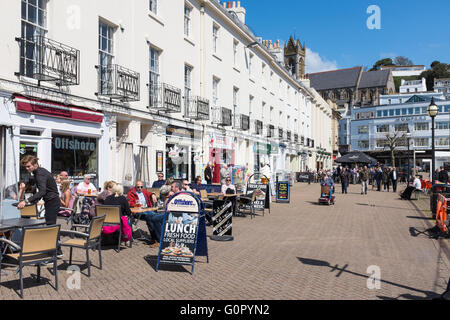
[103,180,116,190]
[61,180,71,194]
[112,184,124,197]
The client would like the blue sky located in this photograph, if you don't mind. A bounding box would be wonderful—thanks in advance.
[243,0,450,73]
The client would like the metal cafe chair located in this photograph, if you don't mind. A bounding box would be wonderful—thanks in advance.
[20,204,41,219]
[0,225,61,298]
[96,205,124,253]
[60,215,106,277]
[237,192,258,219]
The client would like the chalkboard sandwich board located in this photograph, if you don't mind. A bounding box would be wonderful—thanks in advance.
[276,181,290,203]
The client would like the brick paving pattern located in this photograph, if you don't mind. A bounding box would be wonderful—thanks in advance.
[0,182,448,300]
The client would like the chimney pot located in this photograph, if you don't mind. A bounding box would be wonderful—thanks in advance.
[232,1,236,8]
[223,2,226,8]
[227,2,231,8]
[237,1,241,7]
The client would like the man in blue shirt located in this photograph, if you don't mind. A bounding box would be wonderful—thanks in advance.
[152,173,166,189]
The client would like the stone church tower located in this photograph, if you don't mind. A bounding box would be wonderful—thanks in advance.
[284,36,306,79]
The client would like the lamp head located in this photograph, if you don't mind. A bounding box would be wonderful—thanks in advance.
[427,97,439,118]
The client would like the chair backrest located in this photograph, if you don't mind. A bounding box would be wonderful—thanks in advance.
[200,189,208,200]
[89,215,106,240]
[96,205,121,224]
[251,192,258,202]
[21,225,60,255]
[20,204,38,219]
[217,194,224,201]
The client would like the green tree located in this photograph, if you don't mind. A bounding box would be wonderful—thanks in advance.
[394,56,413,66]
[370,58,394,71]
[420,61,450,91]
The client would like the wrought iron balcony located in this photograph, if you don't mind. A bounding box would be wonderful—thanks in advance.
[234,114,250,131]
[267,125,275,138]
[16,35,80,86]
[294,134,299,143]
[96,64,140,101]
[255,120,263,135]
[148,82,182,113]
[301,136,305,146]
[212,106,233,127]
[185,96,210,120]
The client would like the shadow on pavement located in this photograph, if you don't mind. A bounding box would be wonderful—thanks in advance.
[297,257,442,300]
[144,255,190,273]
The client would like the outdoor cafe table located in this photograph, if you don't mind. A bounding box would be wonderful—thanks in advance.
[131,207,159,215]
[0,218,47,274]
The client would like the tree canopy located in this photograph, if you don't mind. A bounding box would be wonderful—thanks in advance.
[420,61,450,91]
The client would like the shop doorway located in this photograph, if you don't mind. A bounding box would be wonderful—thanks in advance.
[19,141,38,183]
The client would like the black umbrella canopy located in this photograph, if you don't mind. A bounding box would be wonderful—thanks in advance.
[335,151,378,165]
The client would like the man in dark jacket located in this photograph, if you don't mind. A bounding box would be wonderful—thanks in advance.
[390,167,399,192]
[359,166,370,195]
[204,162,213,185]
[17,155,63,257]
[18,156,59,225]
[340,168,350,194]
[375,167,383,192]
[151,173,166,189]
[438,167,449,184]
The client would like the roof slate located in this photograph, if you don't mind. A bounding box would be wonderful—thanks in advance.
[308,67,362,91]
[359,70,391,89]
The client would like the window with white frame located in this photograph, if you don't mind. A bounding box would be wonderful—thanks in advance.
[233,40,239,66]
[184,4,191,37]
[376,124,389,133]
[212,77,220,107]
[358,126,369,134]
[262,63,267,88]
[149,46,161,107]
[249,53,254,77]
[262,102,266,121]
[20,0,48,77]
[184,64,192,105]
[436,137,450,146]
[149,0,158,14]
[414,122,429,131]
[213,24,219,54]
[358,140,369,149]
[99,21,115,93]
[414,138,429,147]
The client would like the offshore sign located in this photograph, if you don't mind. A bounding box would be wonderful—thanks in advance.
[167,193,199,213]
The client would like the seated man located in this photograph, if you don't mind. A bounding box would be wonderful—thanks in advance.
[191,176,205,195]
[401,175,422,200]
[127,180,157,208]
[152,173,166,189]
[182,180,199,196]
[147,181,182,248]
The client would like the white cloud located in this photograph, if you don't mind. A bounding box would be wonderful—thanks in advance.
[306,48,338,73]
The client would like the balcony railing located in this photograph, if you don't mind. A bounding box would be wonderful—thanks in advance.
[185,96,210,120]
[16,35,80,86]
[148,82,182,113]
[96,64,140,101]
[286,131,292,142]
[233,114,250,131]
[212,106,233,127]
[294,134,299,143]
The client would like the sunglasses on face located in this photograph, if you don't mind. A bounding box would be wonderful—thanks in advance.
[136,186,144,189]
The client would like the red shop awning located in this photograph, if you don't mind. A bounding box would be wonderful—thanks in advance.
[14,95,104,124]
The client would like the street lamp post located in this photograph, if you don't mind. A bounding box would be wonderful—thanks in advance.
[427,97,439,186]
[406,132,412,184]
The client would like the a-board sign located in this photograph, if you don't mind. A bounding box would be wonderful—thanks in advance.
[276,181,290,203]
[156,192,207,273]
[212,200,233,237]
[246,182,269,212]
[296,172,313,183]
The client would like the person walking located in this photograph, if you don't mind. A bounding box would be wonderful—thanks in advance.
[390,167,398,193]
[204,162,213,185]
[220,164,229,185]
[340,168,350,194]
[17,155,63,257]
[376,167,383,192]
[360,166,369,195]
[382,167,390,192]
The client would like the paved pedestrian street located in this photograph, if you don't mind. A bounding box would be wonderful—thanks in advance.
[1,183,448,300]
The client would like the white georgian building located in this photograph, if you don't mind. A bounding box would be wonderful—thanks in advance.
[0,0,333,190]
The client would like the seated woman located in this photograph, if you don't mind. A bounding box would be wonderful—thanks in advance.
[320,173,335,200]
[97,180,116,205]
[59,180,74,217]
[76,174,97,196]
[104,184,132,217]
[159,178,174,203]
[222,178,236,195]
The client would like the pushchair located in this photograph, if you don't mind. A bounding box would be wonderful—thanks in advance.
[318,185,336,205]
